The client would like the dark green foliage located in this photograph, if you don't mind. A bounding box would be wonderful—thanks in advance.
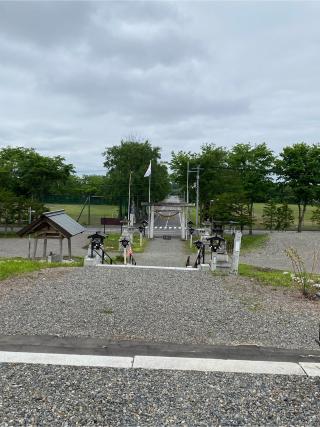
[208,192,254,231]
[103,140,170,212]
[227,143,275,234]
[311,207,320,225]
[275,203,294,231]
[276,143,320,232]
[262,200,277,231]
[0,146,74,200]
[0,189,47,229]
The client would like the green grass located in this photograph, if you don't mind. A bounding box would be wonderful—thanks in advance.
[0,231,18,238]
[236,233,269,252]
[186,233,269,254]
[239,263,293,287]
[253,202,318,230]
[188,202,320,230]
[0,258,83,281]
[46,203,119,226]
[100,232,148,254]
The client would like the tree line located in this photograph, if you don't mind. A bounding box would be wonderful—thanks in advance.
[1,141,320,232]
[171,142,320,233]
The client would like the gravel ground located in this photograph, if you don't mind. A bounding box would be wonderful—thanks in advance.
[0,267,319,350]
[241,231,320,272]
[0,364,319,426]
[0,234,90,258]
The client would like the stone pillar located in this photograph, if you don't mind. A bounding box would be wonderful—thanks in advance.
[150,205,155,239]
[181,208,186,240]
[231,231,242,274]
[59,237,63,262]
[33,238,38,259]
[42,238,47,258]
[68,238,72,259]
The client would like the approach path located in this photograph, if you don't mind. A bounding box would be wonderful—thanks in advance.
[134,236,189,267]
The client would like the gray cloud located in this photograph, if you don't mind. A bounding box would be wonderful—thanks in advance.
[0,1,320,173]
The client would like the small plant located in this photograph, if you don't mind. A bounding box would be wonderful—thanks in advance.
[262,200,277,231]
[285,247,320,298]
[275,204,294,231]
[100,308,113,315]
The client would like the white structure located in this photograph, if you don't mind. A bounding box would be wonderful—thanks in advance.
[142,201,195,240]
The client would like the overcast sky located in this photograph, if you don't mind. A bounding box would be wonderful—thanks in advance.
[0,1,320,174]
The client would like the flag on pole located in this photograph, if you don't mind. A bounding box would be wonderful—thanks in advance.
[144,161,151,178]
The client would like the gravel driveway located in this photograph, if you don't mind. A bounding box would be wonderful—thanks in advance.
[1,364,320,426]
[0,267,319,350]
[241,231,320,272]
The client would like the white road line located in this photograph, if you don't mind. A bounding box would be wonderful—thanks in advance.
[299,362,320,376]
[133,356,305,376]
[0,351,132,368]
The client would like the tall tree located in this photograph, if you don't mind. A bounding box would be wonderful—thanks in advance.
[170,144,232,208]
[0,146,74,200]
[103,140,170,216]
[227,143,275,234]
[276,143,320,232]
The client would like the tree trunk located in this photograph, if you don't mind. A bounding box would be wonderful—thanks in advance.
[297,204,306,232]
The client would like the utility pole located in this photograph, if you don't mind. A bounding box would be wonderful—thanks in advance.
[186,161,189,204]
[189,165,203,228]
[88,195,91,226]
[196,165,200,227]
[128,171,132,226]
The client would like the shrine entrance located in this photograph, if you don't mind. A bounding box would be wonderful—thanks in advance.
[142,200,195,240]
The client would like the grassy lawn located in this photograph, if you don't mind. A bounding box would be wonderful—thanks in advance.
[46,203,119,226]
[239,263,293,287]
[0,258,83,281]
[237,233,269,252]
[253,202,318,230]
[188,203,320,230]
[0,231,18,238]
[101,232,148,254]
[186,233,269,253]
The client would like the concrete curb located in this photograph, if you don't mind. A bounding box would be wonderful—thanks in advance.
[0,351,319,377]
[96,264,199,271]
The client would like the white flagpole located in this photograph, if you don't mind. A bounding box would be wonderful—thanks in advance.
[128,171,132,226]
[148,170,151,238]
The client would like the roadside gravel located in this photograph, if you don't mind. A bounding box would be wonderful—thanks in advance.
[0,266,319,350]
[241,231,320,272]
[0,364,319,426]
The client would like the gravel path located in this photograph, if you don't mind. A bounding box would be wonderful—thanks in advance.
[134,237,188,267]
[0,364,319,426]
[0,267,319,350]
[241,231,320,272]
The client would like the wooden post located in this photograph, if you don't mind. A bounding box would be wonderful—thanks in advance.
[42,237,47,259]
[68,238,72,259]
[33,238,38,259]
[59,237,63,261]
